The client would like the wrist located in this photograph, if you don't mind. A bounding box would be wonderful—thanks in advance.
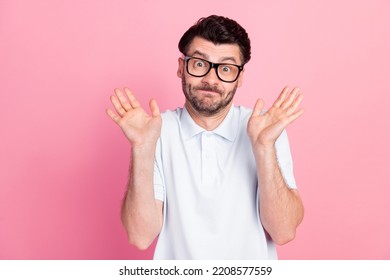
[131,142,157,157]
[252,142,276,157]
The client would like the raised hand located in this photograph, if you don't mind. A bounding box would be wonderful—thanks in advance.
[106,88,162,148]
[247,87,304,148]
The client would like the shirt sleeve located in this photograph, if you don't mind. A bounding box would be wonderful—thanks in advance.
[274,130,297,189]
[153,137,165,201]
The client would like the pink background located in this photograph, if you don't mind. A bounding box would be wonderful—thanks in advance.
[1,0,389,259]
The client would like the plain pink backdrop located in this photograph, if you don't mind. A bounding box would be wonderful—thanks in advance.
[1,0,389,259]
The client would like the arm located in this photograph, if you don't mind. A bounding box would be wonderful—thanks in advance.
[247,87,304,245]
[106,88,163,250]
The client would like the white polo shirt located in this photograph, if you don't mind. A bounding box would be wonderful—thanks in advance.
[153,105,297,259]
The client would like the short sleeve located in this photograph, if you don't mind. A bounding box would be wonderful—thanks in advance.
[274,130,297,189]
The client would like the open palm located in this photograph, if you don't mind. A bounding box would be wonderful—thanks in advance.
[106,88,162,147]
[247,87,304,148]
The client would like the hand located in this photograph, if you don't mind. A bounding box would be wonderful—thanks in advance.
[247,87,304,148]
[106,88,162,148]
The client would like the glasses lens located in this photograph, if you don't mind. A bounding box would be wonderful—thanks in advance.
[187,57,210,76]
[217,64,240,82]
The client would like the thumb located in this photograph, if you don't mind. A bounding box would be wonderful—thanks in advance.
[149,99,161,117]
[251,98,264,117]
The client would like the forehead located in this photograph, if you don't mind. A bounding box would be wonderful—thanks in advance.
[186,36,242,64]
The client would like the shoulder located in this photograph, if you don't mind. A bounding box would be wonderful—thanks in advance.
[161,108,182,120]
[159,108,184,138]
[233,105,253,124]
[160,108,182,125]
[235,105,252,117]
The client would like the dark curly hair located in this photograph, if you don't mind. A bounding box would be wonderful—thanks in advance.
[178,15,251,65]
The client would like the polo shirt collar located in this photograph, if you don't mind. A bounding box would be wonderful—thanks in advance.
[180,105,238,142]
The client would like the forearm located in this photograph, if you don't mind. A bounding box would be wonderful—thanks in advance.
[121,144,162,249]
[254,144,304,245]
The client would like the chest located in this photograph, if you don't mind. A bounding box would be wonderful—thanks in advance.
[161,130,257,199]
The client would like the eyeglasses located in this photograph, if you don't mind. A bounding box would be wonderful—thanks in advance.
[184,56,244,83]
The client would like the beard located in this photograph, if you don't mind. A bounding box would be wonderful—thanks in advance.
[181,75,237,117]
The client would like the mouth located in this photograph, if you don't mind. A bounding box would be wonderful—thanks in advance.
[199,90,220,96]
[196,87,223,96]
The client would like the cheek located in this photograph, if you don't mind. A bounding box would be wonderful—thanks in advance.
[184,75,199,88]
[222,83,235,94]
[181,75,193,92]
[225,83,238,96]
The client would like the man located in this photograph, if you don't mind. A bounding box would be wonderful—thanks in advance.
[106,15,304,259]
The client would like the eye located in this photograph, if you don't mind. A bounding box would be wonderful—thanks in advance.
[221,65,231,73]
[194,60,206,68]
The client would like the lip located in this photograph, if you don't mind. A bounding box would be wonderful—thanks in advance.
[197,89,221,96]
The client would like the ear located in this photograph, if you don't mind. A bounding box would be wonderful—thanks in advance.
[236,69,244,88]
[177,57,184,78]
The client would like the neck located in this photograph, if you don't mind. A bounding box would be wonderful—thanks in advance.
[185,101,233,131]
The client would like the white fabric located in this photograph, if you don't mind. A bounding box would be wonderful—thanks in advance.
[153,105,297,259]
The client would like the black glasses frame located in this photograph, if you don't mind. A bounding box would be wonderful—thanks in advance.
[184,56,244,83]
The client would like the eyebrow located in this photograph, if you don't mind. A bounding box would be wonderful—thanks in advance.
[190,50,239,64]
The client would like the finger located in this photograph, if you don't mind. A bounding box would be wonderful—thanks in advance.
[124,88,141,108]
[286,93,304,115]
[110,95,126,116]
[106,108,120,123]
[115,88,131,111]
[149,99,161,117]
[273,86,290,108]
[280,87,301,110]
[285,108,304,125]
[251,98,265,117]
